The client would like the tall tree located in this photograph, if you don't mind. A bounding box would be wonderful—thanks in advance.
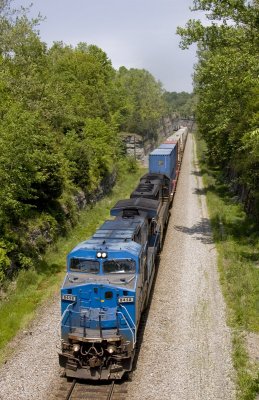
[45,42,115,132]
[113,67,166,140]
[177,0,259,214]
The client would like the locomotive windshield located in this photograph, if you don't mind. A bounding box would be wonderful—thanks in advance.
[70,258,100,273]
[103,259,136,274]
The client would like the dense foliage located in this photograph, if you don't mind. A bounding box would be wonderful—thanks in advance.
[163,91,196,118]
[177,0,259,217]
[113,67,165,141]
[0,1,171,282]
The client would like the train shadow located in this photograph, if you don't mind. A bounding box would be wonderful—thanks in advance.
[174,218,214,245]
[129,207,172,378]
[192,185,214,196]
[130,238,166,377]
[191,169,207,177]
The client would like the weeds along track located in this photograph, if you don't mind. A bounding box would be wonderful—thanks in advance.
[55,379,128,400]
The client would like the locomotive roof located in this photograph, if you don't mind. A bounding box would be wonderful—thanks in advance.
[68,239,141,259]
[67,198,153,261]
[110,197,160,218]
[91,218,143,242]
[131,177,161,199]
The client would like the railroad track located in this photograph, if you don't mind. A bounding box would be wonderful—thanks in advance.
[55,378,128,400]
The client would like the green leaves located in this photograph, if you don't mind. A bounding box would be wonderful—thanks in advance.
[63,118,120,192]
[45,42,114,131]
[0,105,65,221]
[178,0,259,215]
[177,20,205,50]
[113,67,165,140]
[0,242,11,283]
[163,91,195,116]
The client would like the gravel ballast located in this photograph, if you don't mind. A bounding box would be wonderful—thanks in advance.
[0,296,61,400]
[0,132,236,399]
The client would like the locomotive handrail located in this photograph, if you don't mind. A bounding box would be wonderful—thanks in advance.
[57,303,75,337]
[118,304,136,344]
[119,304,135,327]
[117,311,136,346]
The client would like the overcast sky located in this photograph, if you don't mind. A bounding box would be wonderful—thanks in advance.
[14,0,203,92]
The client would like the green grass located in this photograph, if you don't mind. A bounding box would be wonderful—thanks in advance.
[0,163,146,363]
[195,133,259,399]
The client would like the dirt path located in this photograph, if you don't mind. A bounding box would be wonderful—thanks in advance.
[127,132,236,399]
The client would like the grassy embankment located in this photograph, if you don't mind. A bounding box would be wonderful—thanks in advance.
[0,163,146,364]
[195,133,259,400]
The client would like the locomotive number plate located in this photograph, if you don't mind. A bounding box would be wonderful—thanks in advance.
[62,294,77,302]
[118,297,134,303]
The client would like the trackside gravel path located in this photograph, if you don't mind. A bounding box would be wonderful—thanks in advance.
[0,296,61,400]
[127,132,236,400]
[0,132,236,400]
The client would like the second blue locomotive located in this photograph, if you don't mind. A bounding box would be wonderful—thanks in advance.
[58,127,188,380]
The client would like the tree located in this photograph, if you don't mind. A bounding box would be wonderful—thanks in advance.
[62,118,120,193]
[177,0,259,214]
[113,67,166,140]
[0,106,64,225]
[44,42,115,133]
[163,91,196,117]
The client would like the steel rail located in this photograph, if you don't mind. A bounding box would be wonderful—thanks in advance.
[65,379,76,400]
[106,381,115,400]
[56,378,127,400]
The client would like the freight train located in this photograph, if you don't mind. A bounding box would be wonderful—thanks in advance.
[58,127,188,380]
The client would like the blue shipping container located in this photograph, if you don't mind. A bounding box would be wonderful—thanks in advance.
[149,147,177,180]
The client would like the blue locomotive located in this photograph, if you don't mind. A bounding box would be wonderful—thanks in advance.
[58,127,188,380]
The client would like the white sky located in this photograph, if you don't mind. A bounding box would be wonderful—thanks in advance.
[13,0,205,92]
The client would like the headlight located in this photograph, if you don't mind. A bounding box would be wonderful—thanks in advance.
[106,345,116,354]
[97,252,102,258]
[101,252,107,258]
[73,344,80,353]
